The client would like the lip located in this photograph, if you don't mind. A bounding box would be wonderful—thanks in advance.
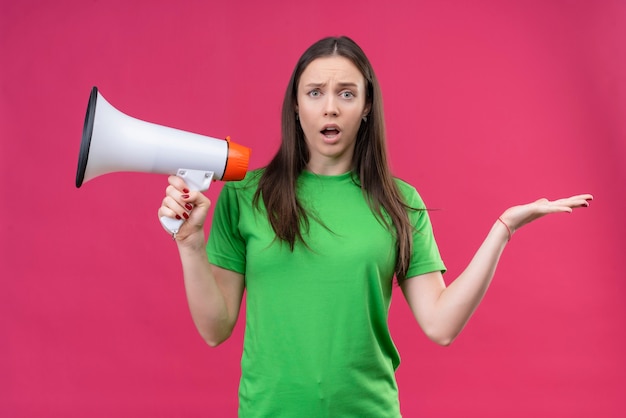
[320,123,341,133]
[320,124,341,143]
[321,123,340,130]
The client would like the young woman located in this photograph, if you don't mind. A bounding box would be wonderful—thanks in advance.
[158,36,592,417]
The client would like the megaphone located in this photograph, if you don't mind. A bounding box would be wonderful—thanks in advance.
[76,86,251,234]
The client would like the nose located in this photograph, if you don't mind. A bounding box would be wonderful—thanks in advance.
[324,95,339,117]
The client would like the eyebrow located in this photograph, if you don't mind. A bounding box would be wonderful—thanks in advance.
[303,81,360,89]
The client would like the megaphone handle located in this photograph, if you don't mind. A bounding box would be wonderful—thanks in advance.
[160,169,215,235]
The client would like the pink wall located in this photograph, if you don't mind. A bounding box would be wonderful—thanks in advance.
[1,1,624,416]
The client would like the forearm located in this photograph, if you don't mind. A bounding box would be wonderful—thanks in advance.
[429,220,509,344]
[176,233,234,346]
[407,194,591,346]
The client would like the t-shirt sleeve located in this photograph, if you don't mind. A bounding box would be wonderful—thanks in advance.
[402,185,447,279]
[206,184,247,274]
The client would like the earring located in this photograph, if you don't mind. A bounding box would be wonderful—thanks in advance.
[362,115,368,123]
[296,113,299,121]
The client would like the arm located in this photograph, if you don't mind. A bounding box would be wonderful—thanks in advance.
[158,175,245,347]
[401,194,593,346]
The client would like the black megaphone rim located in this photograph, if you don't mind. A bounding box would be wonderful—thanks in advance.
[76,86,98,188]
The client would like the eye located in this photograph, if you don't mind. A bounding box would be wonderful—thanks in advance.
[308,89,321,98]
[340,90,355,99]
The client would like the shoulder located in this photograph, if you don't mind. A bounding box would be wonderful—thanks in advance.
[214,169,266,217]
[216,169,264,209]
[393,177,426,209]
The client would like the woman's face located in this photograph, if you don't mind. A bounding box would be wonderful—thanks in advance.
[296,55,370,175]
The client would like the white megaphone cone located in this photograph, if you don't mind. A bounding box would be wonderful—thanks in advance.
[76,86,251,234]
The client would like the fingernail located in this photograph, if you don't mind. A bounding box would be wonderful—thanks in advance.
[175,215,182,220]
[182,213,189,220]
[183,188,190,193]
[185,203,193,210]
[181,194,190,199]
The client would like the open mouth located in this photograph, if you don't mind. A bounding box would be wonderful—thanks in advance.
[321,127,340,138]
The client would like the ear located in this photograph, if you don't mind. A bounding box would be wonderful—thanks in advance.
[363,103,371,118]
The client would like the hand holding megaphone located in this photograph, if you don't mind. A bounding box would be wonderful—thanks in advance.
[158,168,214,235]
[158,173,214,240]
[76,87,251,234]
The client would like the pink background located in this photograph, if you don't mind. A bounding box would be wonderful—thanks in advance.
[1,0,625,416]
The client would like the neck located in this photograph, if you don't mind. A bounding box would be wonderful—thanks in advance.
[305,162,351,176]
[306,155,353,176]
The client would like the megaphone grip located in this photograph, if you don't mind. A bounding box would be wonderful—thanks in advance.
[161,216,185,236]
[160,169,215,235]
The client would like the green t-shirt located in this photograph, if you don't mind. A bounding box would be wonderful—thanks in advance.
[207,169,445,417]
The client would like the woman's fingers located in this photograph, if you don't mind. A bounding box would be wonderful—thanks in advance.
[159,177,212,239]
[160,181,191,218]
[545,194,593,212]
[502,193,593,231]
[160,194,189,220]
[566,194,594,208]
[167,174,190,191]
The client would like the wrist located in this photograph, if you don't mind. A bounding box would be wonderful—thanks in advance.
[497,217,513,241]
[175,229,207,251]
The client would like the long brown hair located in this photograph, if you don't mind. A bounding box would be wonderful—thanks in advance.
[254,36,415,280]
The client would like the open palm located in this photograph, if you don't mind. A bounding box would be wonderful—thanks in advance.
[500,194,593,236]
